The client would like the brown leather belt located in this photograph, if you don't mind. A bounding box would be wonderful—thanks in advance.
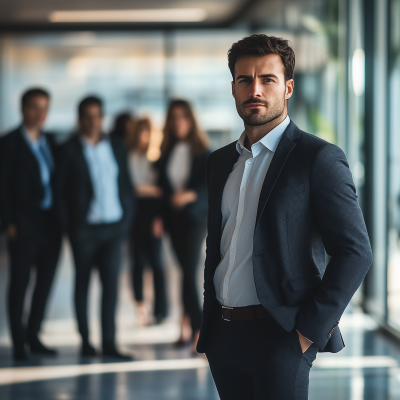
[221,304,271,321]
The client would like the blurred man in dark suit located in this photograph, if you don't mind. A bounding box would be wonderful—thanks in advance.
[0,88,62,361]
[56,96,135,360]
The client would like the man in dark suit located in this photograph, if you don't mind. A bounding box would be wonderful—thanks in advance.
[55,96,135,360]
[196,34,373,399]
[0,88,62,361]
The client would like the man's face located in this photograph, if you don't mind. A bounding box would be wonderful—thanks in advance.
[79,105,103,137]
[22,95,49,129]
[232,54,293,126]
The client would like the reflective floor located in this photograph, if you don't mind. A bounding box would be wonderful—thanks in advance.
[1,238,400,399]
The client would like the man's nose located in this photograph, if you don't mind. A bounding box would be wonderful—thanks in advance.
[249,80,262,97]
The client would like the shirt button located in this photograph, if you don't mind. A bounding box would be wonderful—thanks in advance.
[231,248,234,252]
[242,187,246,191]
[247,161,252,165]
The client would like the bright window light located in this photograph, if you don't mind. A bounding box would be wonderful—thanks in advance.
[352,48,365,96]
[49,9,207,23]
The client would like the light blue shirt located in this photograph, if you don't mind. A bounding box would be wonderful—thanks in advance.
[81,137,123,224]
[214,116,290,307]
[22,127,54,210]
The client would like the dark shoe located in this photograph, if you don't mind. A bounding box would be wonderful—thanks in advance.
[13,347,29,361]
[102,346,133,361]
[28,339,58,356]
[81,342,97,357]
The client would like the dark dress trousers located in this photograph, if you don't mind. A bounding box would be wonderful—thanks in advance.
[131,196,167,322]
[156,146,210,332]
[197,121,373,399]
[0,127,62,353]
[55,135,135,348]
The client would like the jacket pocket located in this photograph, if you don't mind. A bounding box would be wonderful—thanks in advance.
[273,184,305,197]
[289,274,322,291]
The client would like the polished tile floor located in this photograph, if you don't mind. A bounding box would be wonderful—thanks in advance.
[1,238,400,399]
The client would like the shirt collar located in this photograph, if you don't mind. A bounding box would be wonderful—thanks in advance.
[236,115,290,156]
[81,133,108,148]
[21,125,46,146]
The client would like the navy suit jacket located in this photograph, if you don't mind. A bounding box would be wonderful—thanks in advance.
[155,146,210,229]
[55,135,135,236]
[0,127,60,233]
[196,120,373,353]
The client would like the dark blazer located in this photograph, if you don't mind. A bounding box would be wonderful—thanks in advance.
[156,145,210,228]
[0,127,59,233]
[55,135,135,235]
[197,120,373,354]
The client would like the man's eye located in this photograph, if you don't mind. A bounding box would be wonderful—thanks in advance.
[239,79,249,83]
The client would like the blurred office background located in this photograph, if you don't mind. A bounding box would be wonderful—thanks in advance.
[1,0,400,399]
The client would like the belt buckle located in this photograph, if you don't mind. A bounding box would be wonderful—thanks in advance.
[222,306,233,321]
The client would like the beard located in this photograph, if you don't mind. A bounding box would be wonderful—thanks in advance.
[236,92,286,127]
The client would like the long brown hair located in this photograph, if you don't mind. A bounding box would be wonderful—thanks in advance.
[130,117,152,153]
[161,100,209,156]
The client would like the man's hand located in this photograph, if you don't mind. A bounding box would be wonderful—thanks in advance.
[296,329,312,353]
[6,224,17,241]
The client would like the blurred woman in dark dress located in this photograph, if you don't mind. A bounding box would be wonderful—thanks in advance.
[128,118,167,325]
[157,100,210,351]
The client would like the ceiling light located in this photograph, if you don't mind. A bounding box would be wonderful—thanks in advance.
[49,9,207,23]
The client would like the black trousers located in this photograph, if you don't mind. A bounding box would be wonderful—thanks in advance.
[7,211,61,351]
[70,222,123,348]
[168,216,206,332]
[130,230,167,320]
[206,314,318,400]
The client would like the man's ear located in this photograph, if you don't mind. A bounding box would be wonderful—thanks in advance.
[231,81,236,98]
[285,79,294,100]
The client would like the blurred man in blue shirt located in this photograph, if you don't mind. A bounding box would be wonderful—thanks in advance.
[0,88,62,361]
[56,96,135,360]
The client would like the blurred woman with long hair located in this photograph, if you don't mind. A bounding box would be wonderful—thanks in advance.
[157,100,210,351]
[128,118,167,325]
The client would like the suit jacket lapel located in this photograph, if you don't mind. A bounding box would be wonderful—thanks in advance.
[18,128,43,190]
[209,142,239,271]
[256,121,300,224]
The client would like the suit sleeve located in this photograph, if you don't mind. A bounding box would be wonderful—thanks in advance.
[202,152,213,300]
[0,134,16,228]
[54,146,71,233]
[295,144,373,350]
[120,144,136,233]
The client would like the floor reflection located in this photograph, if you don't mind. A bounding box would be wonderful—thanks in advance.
[0,238,400,399]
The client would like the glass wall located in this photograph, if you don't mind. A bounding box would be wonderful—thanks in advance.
[0,3,347,150]
[387,0,400,331]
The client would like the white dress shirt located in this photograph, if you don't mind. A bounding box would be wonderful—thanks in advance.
[214,116,290,307]
[129,151,158,186]
[167,142,191,191]
[82,137,123,224]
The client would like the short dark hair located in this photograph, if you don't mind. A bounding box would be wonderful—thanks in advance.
[21,88,50,108]
[78,96,103,118]
[228,34,295,81]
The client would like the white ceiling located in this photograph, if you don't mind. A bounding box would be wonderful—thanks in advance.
[0,0,245,24]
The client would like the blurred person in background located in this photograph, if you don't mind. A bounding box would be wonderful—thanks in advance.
[55,96,135,360]
[156,100,210,352]
[110,112,136,145]
[128,117,167,326]
[0,88,62,361]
